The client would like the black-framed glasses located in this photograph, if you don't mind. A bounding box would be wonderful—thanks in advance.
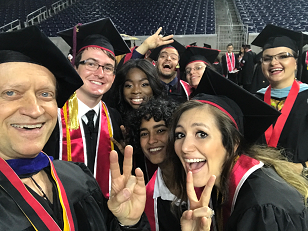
[261,52,295,64]
[79,59,114,74]
[185,65,206,75]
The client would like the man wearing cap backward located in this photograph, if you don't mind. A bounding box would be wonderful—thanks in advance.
[44,18,130,199]
[0,26,150,230]
[148,41,191,103]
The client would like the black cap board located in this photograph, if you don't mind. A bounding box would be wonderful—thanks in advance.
[149,39,186,61]
[0,26,83,108]
[192,67,281,143]
[57,18,130,56]
[180,46,220,71]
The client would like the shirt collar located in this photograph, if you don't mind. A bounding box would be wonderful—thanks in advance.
[153,167,177,201]
[77,98,100,123]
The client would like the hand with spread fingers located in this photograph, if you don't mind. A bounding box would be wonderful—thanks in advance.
[136,27,174,55]
[107,145,146,226]
[181,172,216,231]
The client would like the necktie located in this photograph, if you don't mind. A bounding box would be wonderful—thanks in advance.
[85,110,95,133]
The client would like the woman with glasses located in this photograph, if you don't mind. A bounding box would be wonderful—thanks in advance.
[180,46,220,95]
[252,24,308,178]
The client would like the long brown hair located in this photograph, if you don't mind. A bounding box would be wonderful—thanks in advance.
[167,100,308,205]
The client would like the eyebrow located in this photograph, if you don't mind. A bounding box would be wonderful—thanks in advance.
[125,77,149,82]
[263,52,290,56]
[176,122,209,129]
[140,123,166,131]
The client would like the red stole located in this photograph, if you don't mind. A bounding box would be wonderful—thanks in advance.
[264,80,299,148]
[145,170,157,231]
[224,155,263,223]
[226,52,235,72]
[180,80,192,100]
[60,101,113,198]
[0,155,75,231]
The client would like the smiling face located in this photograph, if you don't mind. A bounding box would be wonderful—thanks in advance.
[140,118,168,165]
[75,47,116,102]
[123,68,153,109]
[261,47,297,89]
[185,61,207,88]
[0,62,58,160]
[156,47,179,83]
[174,106,227,188]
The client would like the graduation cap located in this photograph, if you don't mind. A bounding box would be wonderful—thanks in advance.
[179,46,220,71]
[252,24,308,80]
[57,18,130,57]
[149,39,186,61]
[203,43,212,48]
[0,26,83,108]
[192,67,280,143]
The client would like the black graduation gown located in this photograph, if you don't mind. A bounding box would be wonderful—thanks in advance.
[250,63,269,93]
[301,51,308,84]
[0,161,150,231]
[43,105,124,169]
[240,51,256,91]
[255,90,308,163]
[225,167,308,231]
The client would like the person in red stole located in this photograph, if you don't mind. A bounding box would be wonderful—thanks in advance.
[221,43,239,84]
[0,26,150,230]
[166,67,308,231]
[253,24,308,177]
[44,18,131,199]
[128,97,184,231]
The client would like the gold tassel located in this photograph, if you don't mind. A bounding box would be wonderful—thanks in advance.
[67,92,79,130]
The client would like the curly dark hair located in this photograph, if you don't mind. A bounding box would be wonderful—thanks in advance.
[127,97,179,158]
[113,59,167,121]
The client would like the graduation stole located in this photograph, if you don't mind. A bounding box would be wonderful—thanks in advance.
[61,93,114,198]
[223,155,263,223]
[226,52,235,72]
[0,153,75,231]
[180,80,192,100]
[264,80,299,148]
[145,170,157,231]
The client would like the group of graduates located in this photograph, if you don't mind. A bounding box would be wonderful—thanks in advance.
[0,16,308,231]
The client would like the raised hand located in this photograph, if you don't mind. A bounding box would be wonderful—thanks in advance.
[136,27,174,55]
[181,172,216,231]
[107,145,146,226]
[110,125,127,155]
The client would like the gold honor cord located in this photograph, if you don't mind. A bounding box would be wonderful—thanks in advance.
[62,92,79,161]
[102,102,114,151]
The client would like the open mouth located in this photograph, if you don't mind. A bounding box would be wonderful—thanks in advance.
[131,98,143,104]
[149,147,163,153]
[90,80,102,85]
[185,158,206,172]
[270,68,283,74]
[11,123,44,130]
[163,64,172,70]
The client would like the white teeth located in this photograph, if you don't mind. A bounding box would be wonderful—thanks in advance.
[132,98,143,102]
[271,68,283,72]
[91,80,102,85]
[11,124,43,129]
[150,147,162,152]
[185,158,206,163]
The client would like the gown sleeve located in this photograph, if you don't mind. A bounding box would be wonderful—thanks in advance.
[234,203,308,231]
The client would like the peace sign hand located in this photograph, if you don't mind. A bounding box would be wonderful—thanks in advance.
[107,145,146,226]
[181,172,216,231]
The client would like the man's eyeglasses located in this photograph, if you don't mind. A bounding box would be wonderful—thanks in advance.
[158,52,179,61]
[185,65,206,75]
[261,52,295,64]
[79,59,114,74]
